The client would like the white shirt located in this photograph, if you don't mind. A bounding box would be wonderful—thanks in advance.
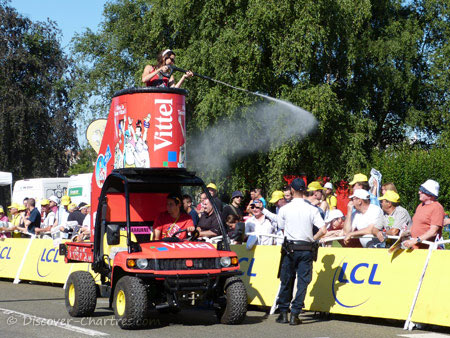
[58,206,70,226]
[245,215,275,245]
[351,204,384,247]
[262,208,283,245]
[277,198,325,242]
[43,211,55,228]
[82,214,91,228]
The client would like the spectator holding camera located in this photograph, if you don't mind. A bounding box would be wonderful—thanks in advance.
[245,199,276,245]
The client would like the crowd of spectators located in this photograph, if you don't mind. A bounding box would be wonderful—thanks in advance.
[0,195,91,242]
[1,172,447,250]
[177,173,448,250]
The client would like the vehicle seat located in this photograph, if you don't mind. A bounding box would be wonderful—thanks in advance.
[103,230,137,260]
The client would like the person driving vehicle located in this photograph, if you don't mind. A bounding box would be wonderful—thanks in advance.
[153,193,196,240]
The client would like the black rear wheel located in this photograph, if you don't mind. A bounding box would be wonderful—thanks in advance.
[65,271,97,317]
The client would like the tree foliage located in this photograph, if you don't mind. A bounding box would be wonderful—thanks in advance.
[0,1,77,182]
[369,144,450,214]
[70,0,450,198]
[66,147,97,176]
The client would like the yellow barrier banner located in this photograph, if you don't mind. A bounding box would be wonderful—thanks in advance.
[303,247,429,320]
[18,239,74,283]
[2,239,450,328]
[411,249,450,327]
[231,245,280,307]
[0,239,31,279]
[18,239,92,284]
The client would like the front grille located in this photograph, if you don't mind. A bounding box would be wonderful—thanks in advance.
[156,258,219,270]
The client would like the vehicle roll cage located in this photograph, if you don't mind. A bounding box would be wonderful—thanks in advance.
[92,168,230,271]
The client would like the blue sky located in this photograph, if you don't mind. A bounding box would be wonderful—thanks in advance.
[9,1,108,145]
[9,0,107,51]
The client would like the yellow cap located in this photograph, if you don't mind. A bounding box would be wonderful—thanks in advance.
[207,183,218,191]
[307,181,325,192]
[61,195,71,206]
[18,205,26,211]
[40,199,50,206]
[378,190,400,203]
[269,191,284,203]
[8,203,20,209]
[68,203,77,211]
[0,207,4,213]
[349,173,368,185]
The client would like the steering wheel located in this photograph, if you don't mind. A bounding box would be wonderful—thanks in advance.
[171,228,200,241]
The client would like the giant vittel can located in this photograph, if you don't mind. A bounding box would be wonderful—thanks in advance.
[90,87,187,234]
[94,87,187,187]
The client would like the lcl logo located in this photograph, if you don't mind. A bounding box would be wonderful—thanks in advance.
[0,247,12,260]
[36,248,59,278]
[332,260,381,308]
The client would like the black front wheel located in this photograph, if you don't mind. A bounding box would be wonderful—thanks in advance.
[216,276,247,324]
[113,276,149,329]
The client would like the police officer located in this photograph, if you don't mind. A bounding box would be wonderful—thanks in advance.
[275,178,326,325]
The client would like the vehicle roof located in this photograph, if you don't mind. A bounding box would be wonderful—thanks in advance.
[104,168,204,194]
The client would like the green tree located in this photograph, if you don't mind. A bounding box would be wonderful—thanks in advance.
[0,1,77,182]
[70,0,449,198]
[66,147,97,176]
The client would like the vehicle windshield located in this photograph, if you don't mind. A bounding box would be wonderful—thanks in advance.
[104,183,225,244]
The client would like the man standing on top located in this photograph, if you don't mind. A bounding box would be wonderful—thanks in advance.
[403,180,444,249]
[275,178,325,325]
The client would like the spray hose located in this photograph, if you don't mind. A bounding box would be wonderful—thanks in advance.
[170,65,266,99]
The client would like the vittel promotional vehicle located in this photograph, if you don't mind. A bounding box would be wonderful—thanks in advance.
[59,87,247,329]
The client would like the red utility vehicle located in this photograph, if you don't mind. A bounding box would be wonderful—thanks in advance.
[59,88,247,329]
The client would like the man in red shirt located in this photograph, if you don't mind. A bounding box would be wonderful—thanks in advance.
[403,179,444,249]
[153,194,196,240]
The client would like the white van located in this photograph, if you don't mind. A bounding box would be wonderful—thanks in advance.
[12,177,69,206]
[67,173,92,206]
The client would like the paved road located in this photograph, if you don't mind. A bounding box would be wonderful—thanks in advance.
[0,280,449,338]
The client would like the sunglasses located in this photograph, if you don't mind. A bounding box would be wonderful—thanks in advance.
[250,205,261,209]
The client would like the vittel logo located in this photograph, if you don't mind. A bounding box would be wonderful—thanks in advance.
[154,98,173,150]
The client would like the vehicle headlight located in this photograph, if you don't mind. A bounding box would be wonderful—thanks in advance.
[220,256,231,268]
[136,258,149,269]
